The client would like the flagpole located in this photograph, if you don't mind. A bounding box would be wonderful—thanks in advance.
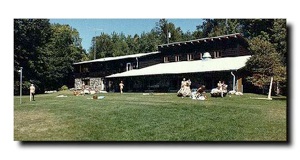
[19,67,22,104]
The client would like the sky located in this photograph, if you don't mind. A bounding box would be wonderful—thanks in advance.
[49,19,203,52]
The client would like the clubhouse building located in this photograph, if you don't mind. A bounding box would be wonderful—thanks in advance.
[73,33,252,93]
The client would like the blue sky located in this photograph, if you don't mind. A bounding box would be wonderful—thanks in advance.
[49,19,203,52]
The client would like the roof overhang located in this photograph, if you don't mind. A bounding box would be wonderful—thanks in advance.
[73,51,160,65]
[158,33,245,49]
[106,55,251,78]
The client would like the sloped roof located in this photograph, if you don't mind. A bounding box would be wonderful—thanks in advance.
[158,33,246,48]
[106,55,251,78]
[73,51,160,65]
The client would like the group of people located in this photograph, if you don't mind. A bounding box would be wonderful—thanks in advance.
[177,78,229,99]
[177,78,208,100]
[211,80,228,97]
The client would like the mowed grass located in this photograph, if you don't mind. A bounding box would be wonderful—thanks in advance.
[14,91,287,141]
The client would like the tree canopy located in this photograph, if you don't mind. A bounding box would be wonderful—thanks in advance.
[88,19,199,59]
[242,19,287,94]
[14,19,87,94]
[245,37,286,88]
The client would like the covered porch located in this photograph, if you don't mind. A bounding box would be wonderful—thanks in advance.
[106,56,250,93]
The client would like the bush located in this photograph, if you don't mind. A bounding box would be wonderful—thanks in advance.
[60,85,68,91]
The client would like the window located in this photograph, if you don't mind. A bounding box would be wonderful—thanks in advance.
[126,63,132,71]
[175,55,180,62]
[214,51,222,58]
[187,54,193,61]
[83,79,90,86]
[81,66,89,73]
[164,56,169,63]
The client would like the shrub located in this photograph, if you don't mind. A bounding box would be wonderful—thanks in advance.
[60,85,68,91]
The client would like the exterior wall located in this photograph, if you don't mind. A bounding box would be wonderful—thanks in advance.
[237,78,243,92]
[90,77,104,91]
[74,78,83,89]
[74,77,104,92]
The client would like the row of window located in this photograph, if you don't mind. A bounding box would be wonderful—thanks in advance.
[163,51,222,63]
[79,51,223,73]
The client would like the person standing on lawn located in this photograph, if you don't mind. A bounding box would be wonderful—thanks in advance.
[30,84,35,101]
[119,81,124,94]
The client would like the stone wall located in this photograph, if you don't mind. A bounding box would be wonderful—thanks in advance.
[90,78,104,92]
[75,78,82,89]
[74,77,105,92]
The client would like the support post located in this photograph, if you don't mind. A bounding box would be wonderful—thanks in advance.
[268,77,273,100]
[19,67,23,104]
[231,72,236,91]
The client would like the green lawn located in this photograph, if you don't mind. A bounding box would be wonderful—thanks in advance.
[14,91,287,141]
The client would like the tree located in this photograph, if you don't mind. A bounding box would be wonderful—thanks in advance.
[239,19,287,94]
[111,32,130,56]
[138,31,160,53]
[154,19,183,44]
[245,37,286,94]
[182,30,195,41]
[90,33,113,59]
[14,19,52,94]
[40,24,86,91]
[197,19,242,38]
[271,19,287,65]
[125,34,140,54]
[240,19,274,39]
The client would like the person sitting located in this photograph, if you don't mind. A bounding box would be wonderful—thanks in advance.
[197,85,207,100]
[177,78,192,97]
[197,85,206,96]
[211,81,228,97]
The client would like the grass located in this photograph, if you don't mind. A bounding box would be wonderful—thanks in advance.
[14,91,287,141]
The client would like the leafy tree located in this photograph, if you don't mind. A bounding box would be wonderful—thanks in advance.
[182,30,195,41]
[192,25,204,39]
[14,20,86,94]
[197,19,242,38]
[197,19,218,38]
[270,19,287,64]
[239,19,287,94]
[111,32,130,56]
[14,19,52,94]
[90,33,113,59]
[138,31,160,53]
[240,19,274,39]
[126,34,140,54]
[40,24,86,91]
[245,37,286,93]
[154,19,183,44]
